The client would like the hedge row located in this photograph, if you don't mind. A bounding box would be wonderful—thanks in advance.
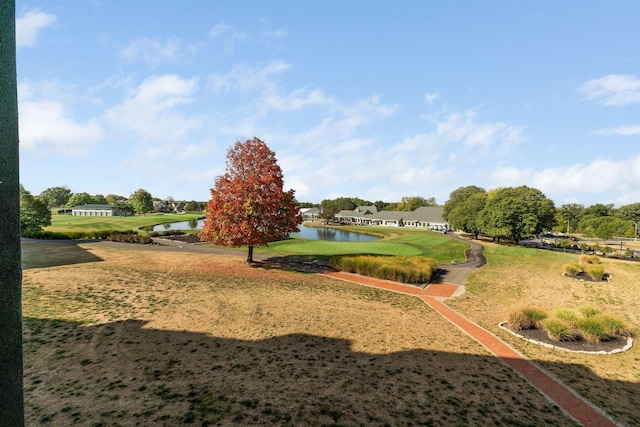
[330,255,438,284]
[22,229,152,244]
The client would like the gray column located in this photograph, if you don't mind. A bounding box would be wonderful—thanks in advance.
[0,1,25,426]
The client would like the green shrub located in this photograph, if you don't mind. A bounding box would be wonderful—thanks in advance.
[553,308,578,326]
[508,308,548,330]
[564,263,582,276]
[585,264,605,281]
[576,317,610,343]
[543,319,579,342]
[107,233,151,244]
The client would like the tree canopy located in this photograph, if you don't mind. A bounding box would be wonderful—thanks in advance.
[394,196,438,211]
[39,186,71,208]
[129,189,154,215]
[201,138,302,262]
[66,192,95,208]
[477,186,556,243]
[20,185,51,234]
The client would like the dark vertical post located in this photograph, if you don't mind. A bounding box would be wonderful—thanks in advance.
[0,1,25,426]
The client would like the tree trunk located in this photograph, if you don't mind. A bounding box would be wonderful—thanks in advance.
[247,245,254,263]
[0,2,25,424]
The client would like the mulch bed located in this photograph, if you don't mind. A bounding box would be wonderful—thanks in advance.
[508,325,629,353]
[563,272,610,282]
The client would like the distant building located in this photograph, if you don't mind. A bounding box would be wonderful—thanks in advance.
[300,207,320,219]
[334,206,449,230]
[71,204,117,217]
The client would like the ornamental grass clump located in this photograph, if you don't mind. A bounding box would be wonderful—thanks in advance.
[576,317,610,343]
[329,255,437,283]
[508,308,548,331]
[553,308,578,326]
[564,263,582,277]
[585,264,605,281]
[579,254,601,265]
[597,314,632,337]
[579,306,601,318]
[543,319,579,342]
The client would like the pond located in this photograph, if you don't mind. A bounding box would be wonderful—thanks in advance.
[152,220,380,242]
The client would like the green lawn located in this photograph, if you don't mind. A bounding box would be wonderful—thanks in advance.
[260,227,468,264]
[46,212,202,234]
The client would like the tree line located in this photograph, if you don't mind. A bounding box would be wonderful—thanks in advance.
[443,185,640,243]
[19,185,207,234]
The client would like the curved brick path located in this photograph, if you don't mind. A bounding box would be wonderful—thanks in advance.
[323,272,619,427]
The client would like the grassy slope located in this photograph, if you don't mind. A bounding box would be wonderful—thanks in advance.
[22,242,577,426]
[448,242,640,426]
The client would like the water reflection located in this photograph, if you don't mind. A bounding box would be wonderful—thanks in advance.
[152,220,379,242]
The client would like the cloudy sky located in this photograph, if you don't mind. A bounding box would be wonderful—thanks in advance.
[15,1,640,206]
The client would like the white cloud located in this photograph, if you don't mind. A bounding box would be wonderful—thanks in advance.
[209,22,234,38]
[120,37,197,65]
[391,110,523,153]
[16,9,56,48]
[593,125,640,136]
[580,74,640,106]
[264,28,288,39]
[424,91,439,104]
[107,74,204,142]
[208,60,291,93]
[491,155,640,201]
[18,81,104,155]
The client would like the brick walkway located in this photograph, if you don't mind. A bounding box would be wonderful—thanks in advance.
[322,272,619,427]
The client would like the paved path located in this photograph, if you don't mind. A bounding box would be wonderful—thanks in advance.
[322,272,619,427]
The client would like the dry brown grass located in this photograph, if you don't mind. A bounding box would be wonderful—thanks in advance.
[448,242,640,426]
[22,241,578,426]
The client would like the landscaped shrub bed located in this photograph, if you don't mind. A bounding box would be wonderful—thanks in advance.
[564,255,608,281]
[508,308,548,330]
[329,255,438,284]
[508,306,631,344]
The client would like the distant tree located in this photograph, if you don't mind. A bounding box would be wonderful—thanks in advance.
[584,203,614,217]
[446,192,487,239]
[320,197,356,223]
[105,194,126,205]
[296,200,319,208]
[20,185,51,233]
[350,197,374,207]
[184,201,201,212]
[129,189,154,215]
[557,203,585,233]
[114,199,134,217]
[66,192,94,207]
[615,202,640,223]
[93,194,107,204]
[201,138,302,262]
[580,216,633,240]
[373,200,388,211]
[395,196,437,211]
[443,185,486,221]
[478,186,556,243]
[39,186,71,208]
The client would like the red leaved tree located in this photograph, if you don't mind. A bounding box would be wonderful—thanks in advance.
[201,138,302,263]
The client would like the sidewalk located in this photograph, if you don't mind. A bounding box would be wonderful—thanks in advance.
[322,272,619,427]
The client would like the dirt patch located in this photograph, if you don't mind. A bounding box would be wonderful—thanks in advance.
[21,241,579,427]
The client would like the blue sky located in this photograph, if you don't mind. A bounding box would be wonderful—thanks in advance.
[16,1,640,206]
